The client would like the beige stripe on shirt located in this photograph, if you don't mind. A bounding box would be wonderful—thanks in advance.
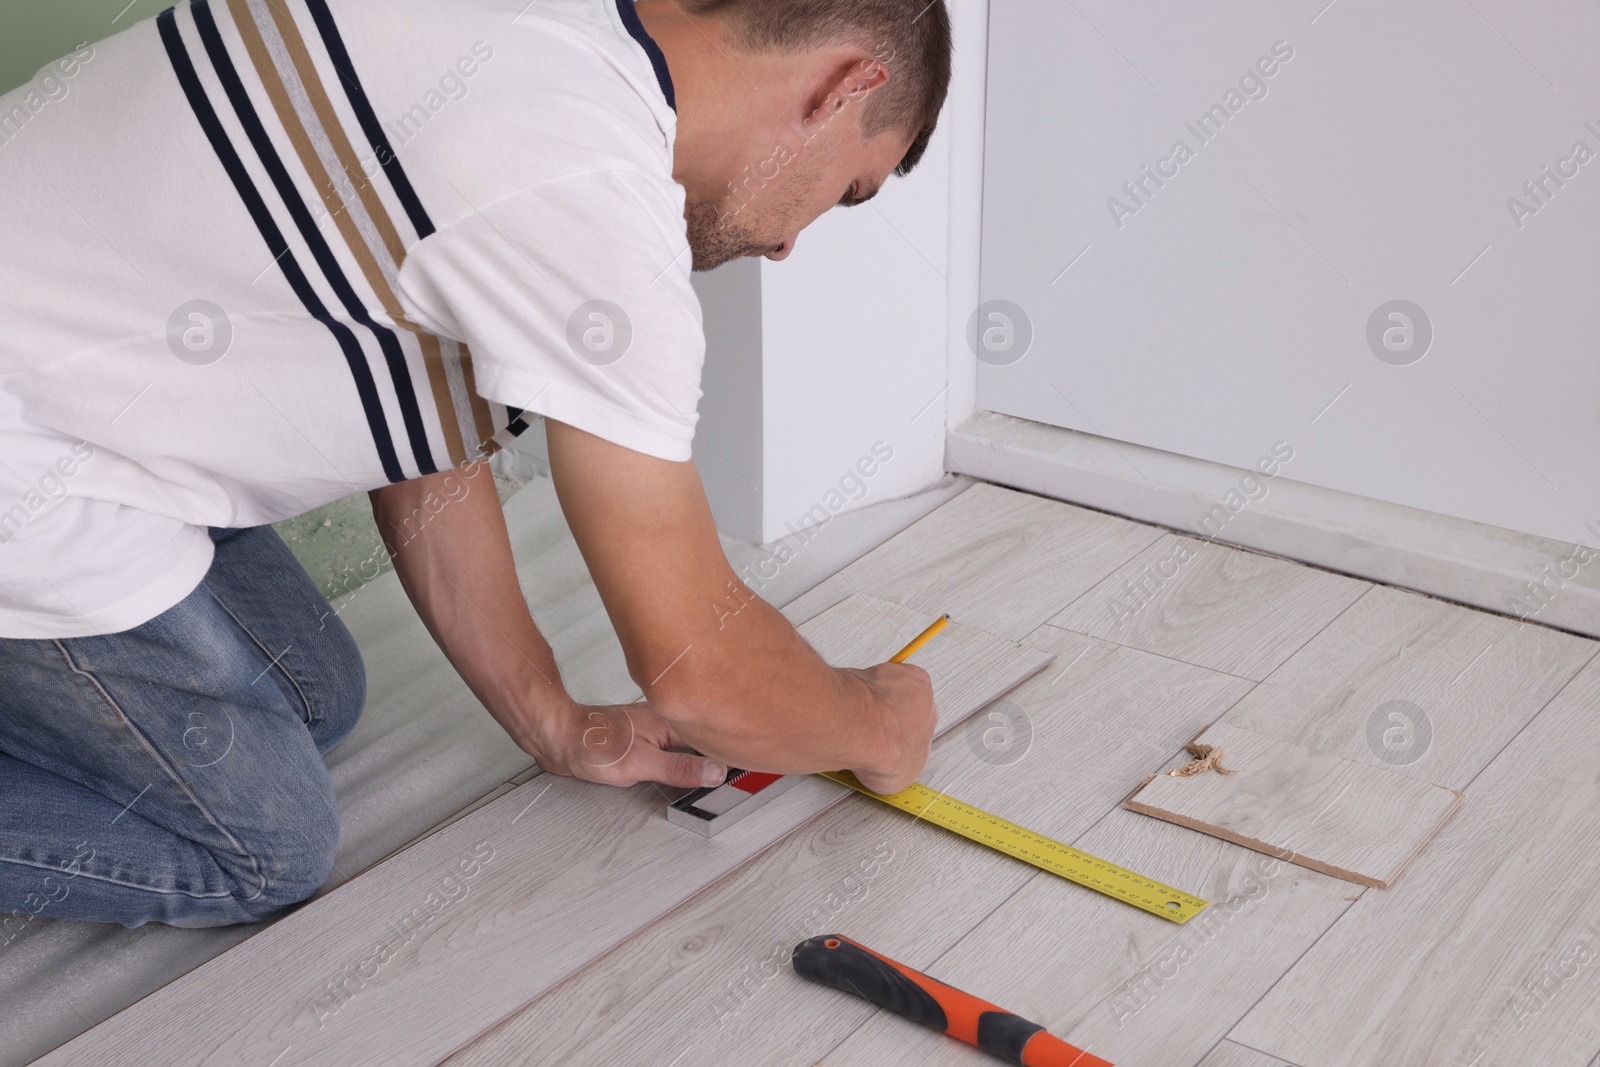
[230,0,502,466]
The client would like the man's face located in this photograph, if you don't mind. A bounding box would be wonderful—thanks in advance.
[685,107,913,272]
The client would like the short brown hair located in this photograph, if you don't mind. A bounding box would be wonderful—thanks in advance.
[683,0,952,176]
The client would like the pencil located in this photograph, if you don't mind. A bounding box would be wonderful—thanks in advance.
[888,613,949,663]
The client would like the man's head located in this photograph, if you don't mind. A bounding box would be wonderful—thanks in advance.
[637,0,952,271]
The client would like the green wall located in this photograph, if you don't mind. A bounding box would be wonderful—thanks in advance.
[0,0,168,95]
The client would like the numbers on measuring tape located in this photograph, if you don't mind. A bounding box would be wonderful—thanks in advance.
[820,771,1208,923]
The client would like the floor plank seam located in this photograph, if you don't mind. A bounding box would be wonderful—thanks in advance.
[1041,528,1172,622]
[1455,641,1600,797]
[1212,893,1368,1066]
[438,784,873,1063]
[1248,583,1377,696]
[1057,759,1371,1062]
[1189,1035,1233,1067]
[812,995,888,1066]
[1039,627,1273,689]
[1228,1034,1310,1067]
[336,774,538,886]
[1246,579,1375,679]
[1190,1037,1224,1067]
[426,878,734,1067]
[1040,527,1375,688]
[984,480,1373,594]
[1391,580,1600,645]
[1033,479,1600,647]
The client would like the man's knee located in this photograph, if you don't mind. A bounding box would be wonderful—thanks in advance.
[234,795,342,921]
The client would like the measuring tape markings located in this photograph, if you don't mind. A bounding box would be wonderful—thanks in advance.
[820,771,1208,923]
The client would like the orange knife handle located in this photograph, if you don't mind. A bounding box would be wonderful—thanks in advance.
[791,934,1111,1067]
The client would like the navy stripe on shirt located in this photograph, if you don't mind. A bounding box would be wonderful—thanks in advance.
[302,0,437,240]
[614,0,676,111]
[189,0,438,478]
[157,5,406,484]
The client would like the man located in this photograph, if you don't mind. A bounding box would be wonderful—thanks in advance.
[0,0,951,929]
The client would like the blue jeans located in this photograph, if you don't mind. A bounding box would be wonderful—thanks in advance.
[0,525,365,931]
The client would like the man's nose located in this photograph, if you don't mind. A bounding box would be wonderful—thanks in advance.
[764,236,796,261]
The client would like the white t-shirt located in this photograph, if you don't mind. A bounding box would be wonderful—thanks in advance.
[0,0,703,638]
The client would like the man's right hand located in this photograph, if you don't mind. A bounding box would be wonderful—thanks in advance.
[840,661,937,794]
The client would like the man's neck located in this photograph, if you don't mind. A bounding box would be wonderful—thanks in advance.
[633,1,786,203]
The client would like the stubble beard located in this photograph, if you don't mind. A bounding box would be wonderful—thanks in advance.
[684,199,769,272]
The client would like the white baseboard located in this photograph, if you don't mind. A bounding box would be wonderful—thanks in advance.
[947,410,1600,640]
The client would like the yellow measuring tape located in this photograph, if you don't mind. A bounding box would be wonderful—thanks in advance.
[820,770,1208,923]
[843,612,1207,923]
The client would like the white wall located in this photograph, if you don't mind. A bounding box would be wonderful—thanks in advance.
[754,140,952,541]
[975,0,1600,548]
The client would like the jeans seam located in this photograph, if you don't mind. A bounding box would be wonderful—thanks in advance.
[202,581,318,729]
[49,640,272,903]
[0,855,233,901]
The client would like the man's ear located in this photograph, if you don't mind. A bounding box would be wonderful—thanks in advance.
[840,57,891,102]
[806,55,891,126]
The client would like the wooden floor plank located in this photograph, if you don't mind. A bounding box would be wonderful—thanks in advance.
[35,476,1595,1067]
[1195,1039,1306,1067]
[439,625,1258,1067]
[781,482,1163,642]
[1227,658,1600,1067]
[445,795,1010,1067]
[30,595,1050,1067]
[813,805,1359,1067]
[1217,585,1596,789]
[1048,534,1369,680]
[1124,722,1464,887]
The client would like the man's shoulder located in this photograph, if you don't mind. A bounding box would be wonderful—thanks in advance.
[321,0,678,234]
[331,0,673,126]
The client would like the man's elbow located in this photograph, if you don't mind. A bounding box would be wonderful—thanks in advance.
[640,655,739,733]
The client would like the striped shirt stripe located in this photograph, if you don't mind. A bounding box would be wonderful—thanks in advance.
[156,4,407,483]
[228,0,493,466]
[268,0,498,459]
[190,0,440,479]
[303,0,434,241]
[300,0,506,459]
[449,336,501,454]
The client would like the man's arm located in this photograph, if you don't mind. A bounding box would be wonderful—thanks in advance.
[545,419,935,792]
[368,460,726,790]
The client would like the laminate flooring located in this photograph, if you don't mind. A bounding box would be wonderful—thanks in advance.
[26,480,1600,1067]
[1123,721,1465,887]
